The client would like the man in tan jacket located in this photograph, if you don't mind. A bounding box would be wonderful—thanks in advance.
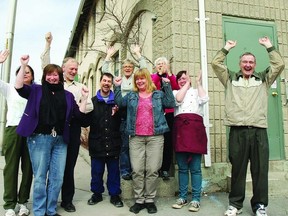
[211,37,285,216]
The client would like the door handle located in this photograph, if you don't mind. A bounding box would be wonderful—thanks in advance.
[272,91,278,96]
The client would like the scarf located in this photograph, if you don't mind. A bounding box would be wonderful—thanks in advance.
[38,81,67,133]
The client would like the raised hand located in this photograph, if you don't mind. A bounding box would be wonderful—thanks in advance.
[259,36,272,48]
[132,44,141,53]
[196,70,202,84]
[45,32,53,44]
[0,49,9,63]
[224,40,237,51]
[106,46,115,60]
[113,76,122,86]
[81,85,89,100]
[20,55,30,65]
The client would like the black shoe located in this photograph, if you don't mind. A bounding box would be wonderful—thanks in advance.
[129,203,146,214]
[146,202,157,214]
[110,195,124,207]
[45,214,61,216]
[121,174,132,180]
[161,171,170,180]
[87,193,103,205]
[60,202,76,212]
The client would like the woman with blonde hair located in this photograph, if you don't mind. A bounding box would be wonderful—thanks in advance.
[114,68,175,214]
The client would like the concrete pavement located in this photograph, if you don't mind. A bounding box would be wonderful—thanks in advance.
[0,147,288,216]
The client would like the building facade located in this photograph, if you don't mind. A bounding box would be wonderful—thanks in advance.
[65,0,288,194]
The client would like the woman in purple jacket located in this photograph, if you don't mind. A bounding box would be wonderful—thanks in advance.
[171,70,209,213]
[14,55,90,216]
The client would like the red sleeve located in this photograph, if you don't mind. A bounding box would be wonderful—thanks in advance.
[151,73,162,90]
[168,75,179,90]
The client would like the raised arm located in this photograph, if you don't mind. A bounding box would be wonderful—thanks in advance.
[224,40,237,51]
[132,44,147,69]
[196,70,207,98]
[258,36,272,49]
[211,40,236,87]
[0,49,9,63]
[175,76,190,103]
[78,85,89,113]
[102,46,115,73]
[15,55,29,89]
[114,77,128,108]
[259,36,285,85]
[40,32,53,69]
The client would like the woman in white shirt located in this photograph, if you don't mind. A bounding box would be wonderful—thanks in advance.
[0,50,34,216]
[171,70,209,213]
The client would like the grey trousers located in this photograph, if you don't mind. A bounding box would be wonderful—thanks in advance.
[129,135,164,204]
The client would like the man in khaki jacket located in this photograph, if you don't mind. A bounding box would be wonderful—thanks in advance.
[211,37,285,216]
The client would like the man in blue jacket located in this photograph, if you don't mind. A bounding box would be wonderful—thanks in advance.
[87,72,123,208]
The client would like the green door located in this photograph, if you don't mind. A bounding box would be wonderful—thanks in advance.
[223,16,285,160]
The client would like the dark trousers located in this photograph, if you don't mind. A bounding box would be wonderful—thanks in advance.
[3,126,33,209]
[61,123,81,205]
[90,157,121,196]
[161,112,174,172]
[228,126,269,211]
[119,119,131,176]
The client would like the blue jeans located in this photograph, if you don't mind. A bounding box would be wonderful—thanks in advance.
[175,152,202,202]
[90,157,121,196]
[27,134,67,216]
[119,119,131,176]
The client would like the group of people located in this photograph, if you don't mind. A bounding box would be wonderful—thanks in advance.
[0,33,284,216]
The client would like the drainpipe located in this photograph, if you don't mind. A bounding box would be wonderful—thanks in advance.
[196,0,211,167]
[0,0,18,154]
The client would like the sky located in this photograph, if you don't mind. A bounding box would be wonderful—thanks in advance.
[0,0,81,83]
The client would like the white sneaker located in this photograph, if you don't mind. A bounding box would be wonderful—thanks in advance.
[224,205,243,216]
[172,198,188,209]
[18,203,30,216]
[5,209,16,216]
[188,201,200,212]
[255,204,268,216]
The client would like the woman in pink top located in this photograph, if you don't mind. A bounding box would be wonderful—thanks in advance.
[114,68,175,214]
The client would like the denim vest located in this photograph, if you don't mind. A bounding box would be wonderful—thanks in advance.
[114,82,176,136]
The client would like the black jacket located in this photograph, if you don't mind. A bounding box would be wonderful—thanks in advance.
[88,96,122,158]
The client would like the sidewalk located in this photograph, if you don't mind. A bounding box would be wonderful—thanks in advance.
[0,147,288,216]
